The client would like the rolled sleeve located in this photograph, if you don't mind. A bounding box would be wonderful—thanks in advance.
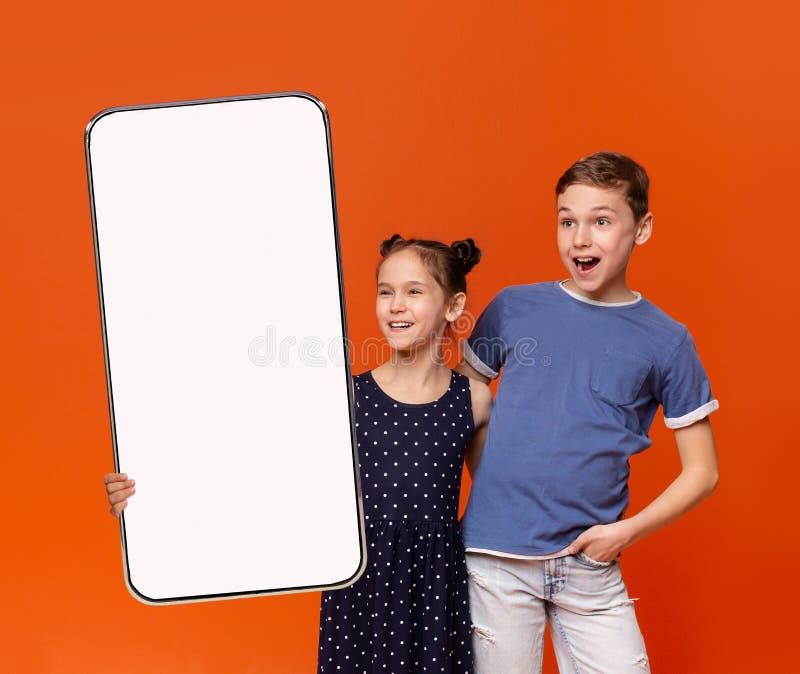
[464,291,508,379]
[660,330,719,428]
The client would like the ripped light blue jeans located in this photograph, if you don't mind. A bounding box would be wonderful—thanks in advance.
[466,551,650,673]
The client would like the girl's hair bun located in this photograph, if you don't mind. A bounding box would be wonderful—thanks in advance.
[379,233,405,257]
[450,238,482,274]
[376,233,481,298]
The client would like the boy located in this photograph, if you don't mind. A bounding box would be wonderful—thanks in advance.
[457,152,719,673]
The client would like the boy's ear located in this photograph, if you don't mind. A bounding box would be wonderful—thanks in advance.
[446,292,467,323]
[634,212,654,246]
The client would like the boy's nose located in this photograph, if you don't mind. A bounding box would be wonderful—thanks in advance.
[573,223,592,247]
[390,295,406,311]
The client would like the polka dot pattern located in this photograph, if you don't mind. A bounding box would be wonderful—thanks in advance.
[318,370,475,673]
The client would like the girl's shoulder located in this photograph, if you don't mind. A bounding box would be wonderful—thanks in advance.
[458,371,493,427]
[351,370,372,395]
[450,369,472,393]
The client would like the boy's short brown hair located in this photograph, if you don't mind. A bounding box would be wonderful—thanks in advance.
[555,152,650,221]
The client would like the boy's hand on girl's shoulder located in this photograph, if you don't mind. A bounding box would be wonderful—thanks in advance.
[567,520,635,563]
[103,472,136,517]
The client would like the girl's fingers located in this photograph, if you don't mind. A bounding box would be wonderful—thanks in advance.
[106,479,135,494]
[108,486,135,505]
[110,500,128,517]
[105,474,134,517]
[103,473,128,484]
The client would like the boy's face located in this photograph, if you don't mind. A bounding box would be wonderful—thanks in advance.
[556,183,652,303]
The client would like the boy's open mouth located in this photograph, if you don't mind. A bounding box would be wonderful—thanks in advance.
[574,257,600,272]
[389,321,414,331]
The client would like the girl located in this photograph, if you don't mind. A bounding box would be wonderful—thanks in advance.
[104,234,493,674]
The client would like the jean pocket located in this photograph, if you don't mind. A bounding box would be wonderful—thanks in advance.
[590,349,653,406]
[574,551,614,568]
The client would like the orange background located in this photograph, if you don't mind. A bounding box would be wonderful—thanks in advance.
[2,1,798,671]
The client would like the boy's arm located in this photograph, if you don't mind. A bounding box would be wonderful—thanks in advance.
[567,417,719,562]
[464,378,493,476]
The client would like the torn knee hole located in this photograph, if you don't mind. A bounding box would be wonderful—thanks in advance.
[467,569,488,588]
[470,624,495,643]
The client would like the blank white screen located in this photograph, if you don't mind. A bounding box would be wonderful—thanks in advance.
[87,94,363,603]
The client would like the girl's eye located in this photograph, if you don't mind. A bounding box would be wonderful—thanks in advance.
[378,290,391,296]
[597,218,609,226]
[561,219,574,227]
[409,289,422,295]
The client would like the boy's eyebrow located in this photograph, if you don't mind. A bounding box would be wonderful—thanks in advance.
[377,280,430,287]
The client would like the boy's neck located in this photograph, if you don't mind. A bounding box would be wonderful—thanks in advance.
[559,279,642,305]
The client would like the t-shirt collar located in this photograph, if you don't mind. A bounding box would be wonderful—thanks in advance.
[557,280,643,307]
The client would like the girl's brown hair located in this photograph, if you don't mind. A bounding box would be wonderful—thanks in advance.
[377,234,482,296]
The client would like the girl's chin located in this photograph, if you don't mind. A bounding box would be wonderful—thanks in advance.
[385,335,440,353]
[388,340,426,354]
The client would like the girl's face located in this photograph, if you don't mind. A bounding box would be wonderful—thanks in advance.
[376,248,463,355]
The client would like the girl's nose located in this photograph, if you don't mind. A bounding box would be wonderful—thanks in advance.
[390,294,406,311]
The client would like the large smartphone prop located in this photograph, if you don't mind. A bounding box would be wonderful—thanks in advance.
[86,93,364,604]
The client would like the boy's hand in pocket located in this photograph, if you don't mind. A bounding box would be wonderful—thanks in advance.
[567,520,634,563]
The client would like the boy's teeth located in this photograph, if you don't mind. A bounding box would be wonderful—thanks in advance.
[575,256,599,271]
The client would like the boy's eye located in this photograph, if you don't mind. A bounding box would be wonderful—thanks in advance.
[597,218,609,226]
[409,289,422,295]
[561,219,574,227]
[378,289,391,296]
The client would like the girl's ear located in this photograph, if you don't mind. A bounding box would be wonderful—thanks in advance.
[445,292,466,323]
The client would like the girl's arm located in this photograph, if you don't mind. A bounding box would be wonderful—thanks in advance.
[567,417,719,562]
[104,473,136,516]
[465,378,493,477]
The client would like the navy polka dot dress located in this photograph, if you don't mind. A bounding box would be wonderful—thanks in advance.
[318,370,475,674]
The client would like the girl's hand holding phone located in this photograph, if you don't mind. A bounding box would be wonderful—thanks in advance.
[103,473,135,516]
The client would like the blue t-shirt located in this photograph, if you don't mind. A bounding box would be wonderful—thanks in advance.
[461,281,719,555]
